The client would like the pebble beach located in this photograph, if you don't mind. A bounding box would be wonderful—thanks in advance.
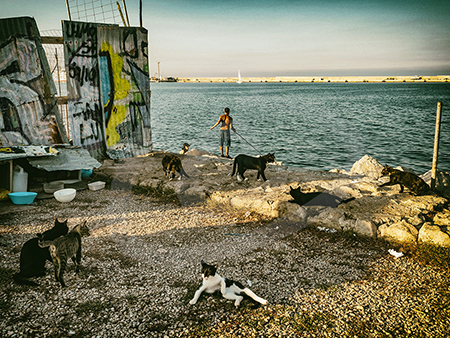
[1,186,449,337]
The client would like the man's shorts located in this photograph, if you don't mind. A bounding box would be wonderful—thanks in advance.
[220,129,231,147]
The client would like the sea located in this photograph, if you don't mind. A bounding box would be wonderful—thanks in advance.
[149,82,450,174]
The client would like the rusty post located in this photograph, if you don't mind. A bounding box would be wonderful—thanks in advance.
[122,0,130,27]
[431,102,443,190]
[139,0,143,27]
[65,0,72,20]
[116,2,127,26]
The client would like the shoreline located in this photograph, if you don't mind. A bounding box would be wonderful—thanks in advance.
[156,75,450,83]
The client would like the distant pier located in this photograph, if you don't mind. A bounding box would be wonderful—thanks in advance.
[172,75,449,83]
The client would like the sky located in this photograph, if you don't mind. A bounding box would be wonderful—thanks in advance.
[2,0,450,77]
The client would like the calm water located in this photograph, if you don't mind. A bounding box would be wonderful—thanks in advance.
[150,82,450,174]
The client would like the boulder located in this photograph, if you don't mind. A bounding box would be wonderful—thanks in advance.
[434,209,450,226]
[350,155,384,179]
[418,223,450,247]
[421,169,450,198]
[378,220,418,244]
[340,219,378,238]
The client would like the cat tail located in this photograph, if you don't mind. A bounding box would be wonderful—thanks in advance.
[38,240,52,248]
[180,166,190,178]
[340,197,356,204]
[242,288,268,305]
[13,273,39,286]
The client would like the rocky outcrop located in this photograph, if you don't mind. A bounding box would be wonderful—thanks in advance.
[350,154,384,179]
[418,223,450,247]
[96,152,450,247]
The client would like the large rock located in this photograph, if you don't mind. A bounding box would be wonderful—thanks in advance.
[434,209,450,226]
[350,155,384,179]
[418,223,450,247]
[378,220,419,244]
[421,169,450,198]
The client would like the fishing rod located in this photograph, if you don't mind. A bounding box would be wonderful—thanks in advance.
[233,130,262,155]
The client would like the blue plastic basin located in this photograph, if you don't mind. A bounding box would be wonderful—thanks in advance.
[81,169,93,178]
[8,192,38,205]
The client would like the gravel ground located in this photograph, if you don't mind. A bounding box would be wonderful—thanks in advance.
[1,188,449,337]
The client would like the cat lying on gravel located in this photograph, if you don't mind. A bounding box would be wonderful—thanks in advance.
[14,218,68,286]
[189,260,268,308]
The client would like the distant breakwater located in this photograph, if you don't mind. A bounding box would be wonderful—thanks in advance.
[170,75,449,83]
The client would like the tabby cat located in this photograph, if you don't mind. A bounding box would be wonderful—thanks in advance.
[230,153,275,182]
[162,154,190,180]
[189,260,268,308]
[380,165,430,196]
[289,186,355,207]
[38,221,90,287]
[13,218,68,286]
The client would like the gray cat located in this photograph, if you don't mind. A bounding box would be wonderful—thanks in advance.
[38,221,90,287]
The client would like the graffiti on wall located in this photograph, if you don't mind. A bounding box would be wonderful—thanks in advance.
[63,21,152,160]
[0,34,64,146]
[97,26,151,158]
[63,21,106,156]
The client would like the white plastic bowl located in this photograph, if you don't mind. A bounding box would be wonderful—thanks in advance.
[88,181,105,191]
[54,188,76,202]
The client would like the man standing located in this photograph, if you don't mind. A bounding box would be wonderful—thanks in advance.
[210,107,236,158]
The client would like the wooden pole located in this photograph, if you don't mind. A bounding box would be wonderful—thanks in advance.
[122,0,130,27]
[116,2,127,27]
[431,102,443,190]
[139,0,143,27]
[65,0,72,20]
[55,48,62,97]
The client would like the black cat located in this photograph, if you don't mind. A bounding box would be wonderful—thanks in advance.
[162,154,190,180]
[13,219,68,286]
[231,153,275,182]
[289,186,355,207]
[380,165,430,196]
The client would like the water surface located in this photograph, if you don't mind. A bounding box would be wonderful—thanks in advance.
[150,82,450,174]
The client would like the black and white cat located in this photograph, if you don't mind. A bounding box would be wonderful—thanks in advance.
[230,153,275,182]
[189,260,268,308]
[13,218,68,286]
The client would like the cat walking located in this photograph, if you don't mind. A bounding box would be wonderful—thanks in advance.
[162,154,190,180]
[380,165,430,195]
[230,153,275,182]
[14,219,68,286]
[38,221,90,287]
[190,260,268,308]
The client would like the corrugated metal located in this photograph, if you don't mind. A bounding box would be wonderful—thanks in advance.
[97,26,152,159]
[28,147,101,171]
[0,17,68,146]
